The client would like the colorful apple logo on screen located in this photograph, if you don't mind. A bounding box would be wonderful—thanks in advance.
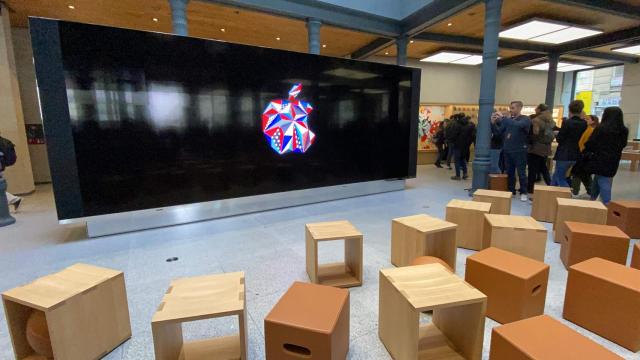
[262,83,315,155]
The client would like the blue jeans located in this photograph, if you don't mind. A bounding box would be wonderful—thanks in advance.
[454,147,468,178]
[552,160,575,187]
[591,175,613,205]
[490,149,502,174]
[504,151,527,195]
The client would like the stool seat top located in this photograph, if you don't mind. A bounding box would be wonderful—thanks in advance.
[392,214,457,234]
[305,220,362,241]
[473,189,512,198]
[557,198,607,210]
[494,315,622,359]
[265,282,348,334]
[533,185,572,193]
[380,263,485,311]
[610,200,640,209]
[447,199,491,212]
[467,247,548,279]
[570,258,640,292]
[565,222,629,239]
[2,263,122,311]
[152,272,245,324]
[484,215,546,232]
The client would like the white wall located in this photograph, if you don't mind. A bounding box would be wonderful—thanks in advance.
[371,56,564,106]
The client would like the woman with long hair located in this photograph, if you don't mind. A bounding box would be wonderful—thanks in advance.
[581,107,628,204]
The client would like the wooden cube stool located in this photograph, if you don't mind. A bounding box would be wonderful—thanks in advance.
[560,222,630,269]
[554,198,607,243]
[473,189,512,215]
[265,282,349,360]
[483,215,547,261]
[530,185,572,222]
[490,315,623,360]
[151,272,247,359]
[608,200,640,238]
[379,264,486,360]
[305,221,363,288]
[446,199,492,250]
[563,258,640,352]
[465,247,549,324]
[489,174,509,192]
[632,242,640,270]
[2,264,131,360]
[410,256,453,272]
[391,214,457,271]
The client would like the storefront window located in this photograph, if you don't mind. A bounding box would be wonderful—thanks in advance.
[573,65,624,118]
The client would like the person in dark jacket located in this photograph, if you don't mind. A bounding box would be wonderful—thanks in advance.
[444,118,457,169]
[434,121,447,168]
[491,101,531,201]
[552,100,588,187]
[582,107,628,205]
[450,114,476,180]
[527,104,555,195]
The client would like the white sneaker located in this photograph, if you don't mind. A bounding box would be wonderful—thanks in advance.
[520,194,528,202]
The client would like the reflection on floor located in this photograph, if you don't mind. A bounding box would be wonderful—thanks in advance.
[0,164,639,359]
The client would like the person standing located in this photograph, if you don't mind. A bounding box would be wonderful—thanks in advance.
[451,115,475,181]
[434,121,447,168]
[580,107,628,205]
[491,101,531,202]
[0,134,21,212]
[551,100,587,187]
[444,117,457,170]
[527,104,555,195]
[571,114,599,196]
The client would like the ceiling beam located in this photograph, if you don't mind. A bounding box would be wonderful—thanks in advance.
[413,32,554,53]
[573,50,639,64]
[498,53,548,68]
[557,26,640,54]
[205,0,401,36]
[351,37,395,59]
[546,0,640,20]
[401,0,480,36]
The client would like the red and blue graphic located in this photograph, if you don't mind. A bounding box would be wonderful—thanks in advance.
[262,83,315,154]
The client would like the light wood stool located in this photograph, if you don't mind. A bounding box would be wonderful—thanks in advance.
[483,215,547,261]
[446,199,492,250]
[151,272,247,359]
[391,214,457,271]
[607,200,640,238]
[563,258,640,352]
[473,189,512,215]
[2,264,131,360]
[530,185,571,222]
[560,222,630,269]
[379,264,486,360]
[490,315,622,359]
[305,220,363,288]
[554,198,607,243]
[489,174,509,192]
[632,242,640,270]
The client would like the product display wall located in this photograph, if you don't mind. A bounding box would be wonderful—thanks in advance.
[30,19,420,220]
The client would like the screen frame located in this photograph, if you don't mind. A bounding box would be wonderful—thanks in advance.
[30,17,420,221]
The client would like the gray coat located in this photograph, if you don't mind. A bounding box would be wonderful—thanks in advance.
[528,111,555,157]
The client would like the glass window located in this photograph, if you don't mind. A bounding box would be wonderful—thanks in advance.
[573,65,624,118]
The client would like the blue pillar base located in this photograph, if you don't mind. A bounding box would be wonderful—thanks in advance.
[472,156,491,191]
[0,178,16,227]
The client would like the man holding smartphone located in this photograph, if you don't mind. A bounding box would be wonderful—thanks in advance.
[491,101,531,202]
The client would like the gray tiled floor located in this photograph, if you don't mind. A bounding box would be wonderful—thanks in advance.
[1,164,639,359]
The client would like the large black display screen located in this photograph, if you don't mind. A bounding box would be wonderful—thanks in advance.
[30,19,419,220]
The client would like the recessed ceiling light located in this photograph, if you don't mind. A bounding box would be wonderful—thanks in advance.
[152,18,158,22]
[322,44,326,48]
[612,44,640,55]
[385,51,389,55]
[420,51,483,65]
[276,37,281,41]
[68,5,75,9]
[500,19,601,44]
[525,62,592,72]
[220,28,225,32]
[447,23,453,27]
[410,40,414,44]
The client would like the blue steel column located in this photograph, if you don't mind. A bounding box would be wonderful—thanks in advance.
[307,18,322,54]
[396,35,408,66]
[169,0,189,36]
[472,0,503,192]
[545,52,560,108]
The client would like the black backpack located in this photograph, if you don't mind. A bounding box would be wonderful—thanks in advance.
[0,137,17,169]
